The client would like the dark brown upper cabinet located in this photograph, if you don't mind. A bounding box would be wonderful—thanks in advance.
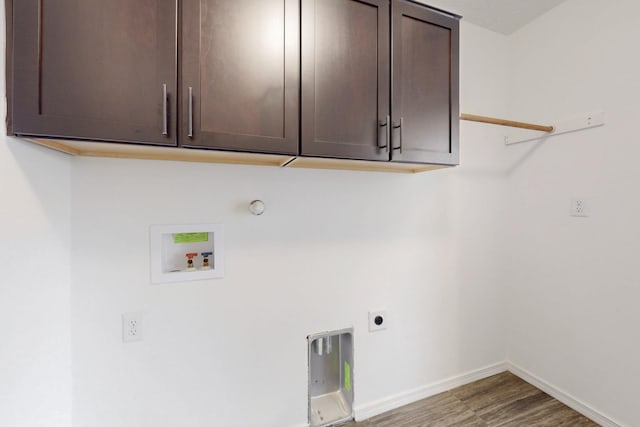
[10,0,177,146]
[391,0,459,165]
[8,0,458,170]
[180,0,299,155]
[301,0,459,165]
[301,0,390,161]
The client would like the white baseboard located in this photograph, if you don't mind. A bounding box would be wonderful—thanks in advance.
[506,361,624,427]
[354,361,508,421]
[296,361,624,427]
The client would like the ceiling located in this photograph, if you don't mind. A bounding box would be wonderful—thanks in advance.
[423,0,567,35]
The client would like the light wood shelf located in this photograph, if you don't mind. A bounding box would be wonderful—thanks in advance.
[26,138,294,167]
[24,138,452,174]
[287,156,448,174]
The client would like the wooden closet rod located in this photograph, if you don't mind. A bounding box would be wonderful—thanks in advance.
[460,113,554,133]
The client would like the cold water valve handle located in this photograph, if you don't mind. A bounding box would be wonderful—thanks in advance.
[201,251,213,269]
[185,252,198,269]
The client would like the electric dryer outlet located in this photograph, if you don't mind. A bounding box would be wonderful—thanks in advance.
[368,310,388,332]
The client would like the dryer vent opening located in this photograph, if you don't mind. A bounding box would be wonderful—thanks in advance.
[307,329,354,427]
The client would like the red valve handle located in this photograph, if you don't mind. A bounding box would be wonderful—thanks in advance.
[185,253,198,259]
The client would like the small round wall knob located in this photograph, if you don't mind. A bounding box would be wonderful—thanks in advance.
[249,200,265,216]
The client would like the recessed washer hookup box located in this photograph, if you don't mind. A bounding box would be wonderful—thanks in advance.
[308,328,354,427]
[150,223,224,284]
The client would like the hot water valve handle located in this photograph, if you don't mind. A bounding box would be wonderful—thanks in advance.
[185,252,198,269]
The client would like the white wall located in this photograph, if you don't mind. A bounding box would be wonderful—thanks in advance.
[21,1,640,425]
[0,3,73,426]
[68,22,509,427]
[505,1,640,426]
[0,138,72,427]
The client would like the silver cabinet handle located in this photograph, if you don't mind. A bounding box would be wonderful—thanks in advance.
[393,117,404,154]
[379,115,390,153]
[188,87,194,138]
[162,84,168,136]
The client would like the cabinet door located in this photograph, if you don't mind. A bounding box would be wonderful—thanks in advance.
[181,0,299,155]
[391,0,459,165]
[301,0,390,161]
[11,0,177,145]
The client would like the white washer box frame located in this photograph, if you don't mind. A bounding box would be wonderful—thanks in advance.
[150,223,224,284]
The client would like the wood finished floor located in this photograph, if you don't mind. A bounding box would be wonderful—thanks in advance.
[344,372,599,427]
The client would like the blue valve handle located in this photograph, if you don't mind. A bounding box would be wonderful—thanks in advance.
[201,252,213,258]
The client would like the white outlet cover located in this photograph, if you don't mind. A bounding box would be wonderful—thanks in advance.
[570,198,589,217]
[368,310,388,332]
[122,313,143,343]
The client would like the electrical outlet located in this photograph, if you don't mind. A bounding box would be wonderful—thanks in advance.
[368,310,388,332]
[122,313,143,342]
[570,198,589,217]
